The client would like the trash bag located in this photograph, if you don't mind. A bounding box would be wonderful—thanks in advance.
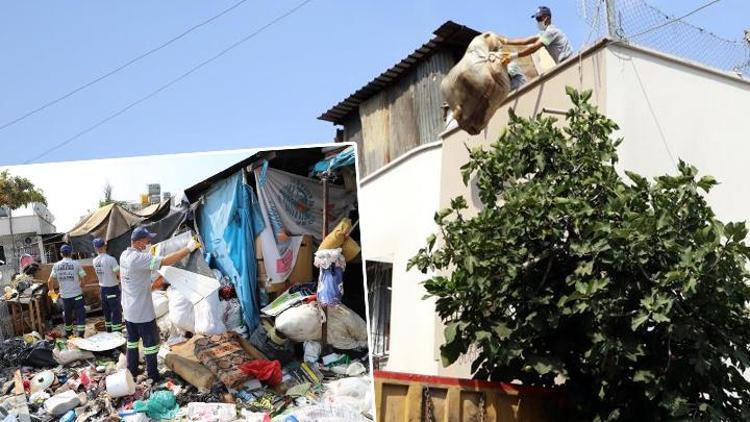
[239,360,282,386]
[152,290,169,319]
[194,291,226,335]
[275,303,325,342]
[222,298,243,331]
[279,403,370,422]
[168,286,195,333]
[441,32,512,135]
[23,341,56,368]
[316,265,344,307]
[321,377,373,415]
[327,305,368,350]
[134,390,179,420]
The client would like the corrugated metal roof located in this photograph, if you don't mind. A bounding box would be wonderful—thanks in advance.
[318,20,480,124]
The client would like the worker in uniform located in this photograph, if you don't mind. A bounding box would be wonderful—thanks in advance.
[92,238,122,333]
[120,226,200,381]
[48,244,87,337]
[500,6,573,65]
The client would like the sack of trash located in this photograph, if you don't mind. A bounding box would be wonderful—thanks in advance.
[441,32,512,135]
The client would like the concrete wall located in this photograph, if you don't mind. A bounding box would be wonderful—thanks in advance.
[605,43,750,224]
[359,142,443,375]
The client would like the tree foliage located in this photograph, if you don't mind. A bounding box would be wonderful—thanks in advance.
[0,170,46,210]
[409,88,750,420]
[98,181,123,208]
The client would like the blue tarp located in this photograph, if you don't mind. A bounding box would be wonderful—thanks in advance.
[310,146,355,176]
[198,171,265,331]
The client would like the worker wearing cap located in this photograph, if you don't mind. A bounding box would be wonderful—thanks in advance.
[48,244,87,337]
[120,226,200,381]
[92,238,122,333]
[500,6,573,65]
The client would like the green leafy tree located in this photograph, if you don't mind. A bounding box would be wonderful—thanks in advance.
[0,171,47,271]
[409,88,750,421]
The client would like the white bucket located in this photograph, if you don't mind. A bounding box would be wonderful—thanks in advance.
[106,369,135,397]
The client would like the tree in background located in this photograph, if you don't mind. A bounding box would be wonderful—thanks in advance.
[0,171,47,272]
[409,88,750,420]
[98,181,124,208]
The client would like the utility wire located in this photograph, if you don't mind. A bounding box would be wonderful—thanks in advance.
[24,0,314,165]
[0,0,249,133]
[629,0,722,39]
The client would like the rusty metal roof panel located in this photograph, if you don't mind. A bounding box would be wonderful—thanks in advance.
[318,20,480,124]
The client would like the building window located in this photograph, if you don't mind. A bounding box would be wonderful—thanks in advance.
[367,260,392,369]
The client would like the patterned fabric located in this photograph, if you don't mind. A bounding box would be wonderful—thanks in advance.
[193,332,253,388]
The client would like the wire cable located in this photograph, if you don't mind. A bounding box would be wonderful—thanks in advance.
[629,0,722,39]
[0,0,249,133]
[23,0,314,164]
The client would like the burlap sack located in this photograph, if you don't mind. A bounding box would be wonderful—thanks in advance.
[441,32,511,135]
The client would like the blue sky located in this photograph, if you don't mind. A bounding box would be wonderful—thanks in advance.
[0,0,747,166]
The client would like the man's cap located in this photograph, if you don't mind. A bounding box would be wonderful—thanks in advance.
[60,244,72,254]
[532,6,552,19]
[92,238,105,248]
[131,226,157,242]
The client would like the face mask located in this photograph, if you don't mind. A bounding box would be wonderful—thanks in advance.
[537,21,547,31]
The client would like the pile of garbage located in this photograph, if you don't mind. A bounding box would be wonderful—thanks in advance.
[0,307,371,421]
[0,274,372,421]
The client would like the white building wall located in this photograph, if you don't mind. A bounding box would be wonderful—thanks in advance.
[359,142,443,375]
[605,44,750,224]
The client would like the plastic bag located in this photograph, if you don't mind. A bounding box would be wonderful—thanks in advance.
[327,305,368,350]
[321,377,373,414]
[53,348,95,365]
[303,341,321,363]
[194,291,226,335]
[441,32,511,135]
[275,404,369,422]
[134,390,179,420]
[168,287,195,332]
[239,360,282,386]
[152,290,169,319]
[187,402,237,422]
[222,299,243,330]
[275,303,324,342]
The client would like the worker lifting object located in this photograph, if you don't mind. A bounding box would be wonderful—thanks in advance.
[441,32,512,135]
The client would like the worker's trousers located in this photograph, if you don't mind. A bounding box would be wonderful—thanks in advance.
[100,285,122,333]
[61,295,86,337]
[125,319,160,381]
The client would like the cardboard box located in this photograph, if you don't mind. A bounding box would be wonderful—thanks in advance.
[289,235,313,284]
[255,235,314,286]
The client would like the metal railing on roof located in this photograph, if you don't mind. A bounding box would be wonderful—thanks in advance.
[579,0,750,76]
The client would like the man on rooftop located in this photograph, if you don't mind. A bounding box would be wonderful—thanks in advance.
[500,6,573,65]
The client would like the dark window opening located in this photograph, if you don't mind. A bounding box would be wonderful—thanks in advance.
[367,260,392,369]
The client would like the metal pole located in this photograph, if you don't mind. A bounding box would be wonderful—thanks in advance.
[605,0,621,40]
[321,173,329,349]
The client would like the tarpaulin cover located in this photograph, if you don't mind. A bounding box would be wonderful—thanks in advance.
[66,201,175,258]
[310,146,356,176]
[256,167,355,242]
[198,172,262,331]
[106,205,188,262]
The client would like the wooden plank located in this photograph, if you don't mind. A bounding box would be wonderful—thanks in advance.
[404,382,422,421]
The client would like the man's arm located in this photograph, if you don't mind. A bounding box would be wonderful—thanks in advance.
[503,40,545,64]
[500,35,539,46]
[47,274,56,293]
[160,248,191,268]
[158,237,201,268]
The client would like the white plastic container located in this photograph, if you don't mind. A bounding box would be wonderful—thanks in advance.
[106,369,136,397]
